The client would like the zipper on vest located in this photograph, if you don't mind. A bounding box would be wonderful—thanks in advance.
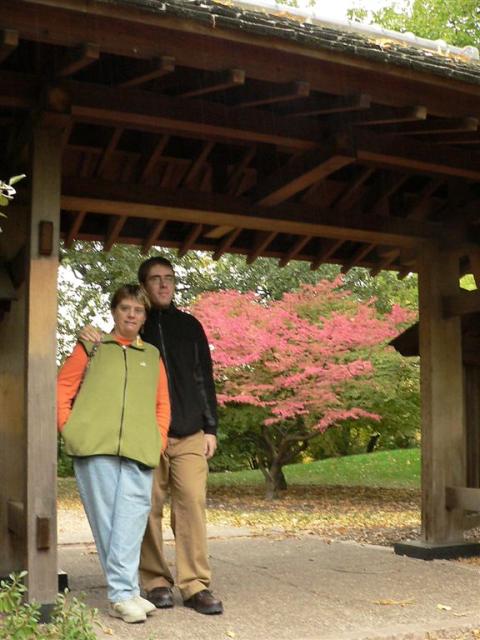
[117,346,128,455]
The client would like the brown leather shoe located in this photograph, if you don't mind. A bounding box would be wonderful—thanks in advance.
[184,589,223,615]
[145,587,174,609]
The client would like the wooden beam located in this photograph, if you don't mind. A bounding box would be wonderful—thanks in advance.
[443,289,480,318]
[279,235,312,267]
[139,135,170,183]
[182,141,215,188]
[57,43,100,77]
[118,56,175,88]
[333,167,374,211]
[226,146,256,195]
[384,116,478,136]
[64,211,87,248]
[142,219,167,254]
[68,79,323,150]
[247,231,277,264]
[213,228,242,260]
[405,177,444,221]
[178,68,245,98]
[355,128,480,181]
[350,105,427,126]
[341,243,375,273]
[252,141,356,207]
[103,215,127,251]
[0,29,18,64]
[281,93,370,117]
[233,81,310,109]
[178,224,203,257]
[96,127,123,176]
[204,225,235,239]
[61,176,442,247]
[310,239,344,270]
[446,486,480,512]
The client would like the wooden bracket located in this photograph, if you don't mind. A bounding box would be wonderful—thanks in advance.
[38,221,54,256]
[7,500,25,538]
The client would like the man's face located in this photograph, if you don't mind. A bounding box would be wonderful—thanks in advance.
[144,264,176,309]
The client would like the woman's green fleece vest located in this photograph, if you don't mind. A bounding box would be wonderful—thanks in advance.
[62,335,162,468]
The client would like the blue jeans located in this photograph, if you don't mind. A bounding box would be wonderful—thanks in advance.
[74,456,153,603]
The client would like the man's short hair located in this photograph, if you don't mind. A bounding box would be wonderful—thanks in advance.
[138,256,174,285]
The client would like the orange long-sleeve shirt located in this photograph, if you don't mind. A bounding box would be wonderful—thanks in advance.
[57,336,170,450]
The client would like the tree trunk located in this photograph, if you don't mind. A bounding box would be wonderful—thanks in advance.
[263,463,288,500]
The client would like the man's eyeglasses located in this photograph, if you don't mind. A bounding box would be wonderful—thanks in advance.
[147,275,175,285]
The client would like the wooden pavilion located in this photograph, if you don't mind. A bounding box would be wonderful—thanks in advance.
[2,0,480,614]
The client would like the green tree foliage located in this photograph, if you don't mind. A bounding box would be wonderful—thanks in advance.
[348,0,480,48]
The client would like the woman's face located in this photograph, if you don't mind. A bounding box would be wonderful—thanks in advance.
[112,296,147,340]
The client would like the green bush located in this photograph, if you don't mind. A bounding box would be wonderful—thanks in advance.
[0,572,99,639]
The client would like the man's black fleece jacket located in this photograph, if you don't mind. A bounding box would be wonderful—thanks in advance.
[142,304,218,438]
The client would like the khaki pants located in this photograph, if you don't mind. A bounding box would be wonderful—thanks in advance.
[139,430,211,600]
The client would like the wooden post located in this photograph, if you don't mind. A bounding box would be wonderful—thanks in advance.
[394,242,480,559]
[24,124,61,613]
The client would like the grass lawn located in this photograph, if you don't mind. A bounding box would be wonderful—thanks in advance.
[208,447,420,490]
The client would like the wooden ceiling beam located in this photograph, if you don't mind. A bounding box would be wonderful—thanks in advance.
[226,146,256,195]
[310,239,344,270]
[333,166,374,211]
[247,231,277,264]
[405,177,444,220]
[103,214,127,251]
[118,56,175,88]
[61,177,439,247]
[341,242,375,273]
[279,235,312,267]
[0,29,18,64]
[233,81,310,109]
[139,134,170,183]
[213,228,242,260]
[141,219,167,254]
[178,224,204,257]
[279,93,370,117]
[349,105,427,126]
[204,225,235,239]
[383,116,478,136]
[96,127,124,176]
[354,128,480,181]
[67,79,323,150]
[182,141,215,188]
[252,140,356,207]
[64,210,87,249]
[178,68,245,98]
[57,43,99,78]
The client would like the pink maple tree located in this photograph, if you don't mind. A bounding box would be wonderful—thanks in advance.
[192,277,414,498]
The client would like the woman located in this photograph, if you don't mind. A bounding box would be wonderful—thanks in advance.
[57,284,170,624]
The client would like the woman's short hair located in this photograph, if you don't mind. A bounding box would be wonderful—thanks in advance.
[110,284,151,311]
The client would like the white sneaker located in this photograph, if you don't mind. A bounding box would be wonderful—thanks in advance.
[109,598,147,623]
[135,595,156,615]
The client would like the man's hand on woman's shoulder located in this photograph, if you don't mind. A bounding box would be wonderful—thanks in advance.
[79,325,102,343]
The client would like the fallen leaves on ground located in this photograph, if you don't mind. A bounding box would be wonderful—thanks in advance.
[206,484,421,546]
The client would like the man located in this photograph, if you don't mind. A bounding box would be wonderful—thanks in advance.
[81,255,223,615]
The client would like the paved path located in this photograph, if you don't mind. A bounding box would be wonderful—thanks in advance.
[58,510,480,640]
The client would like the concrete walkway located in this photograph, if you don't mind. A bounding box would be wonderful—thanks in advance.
[58,511,480,640]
